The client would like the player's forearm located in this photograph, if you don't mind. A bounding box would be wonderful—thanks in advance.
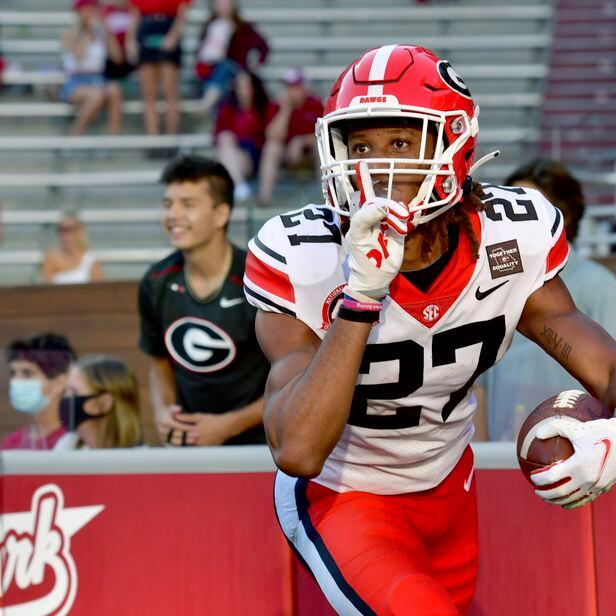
[520,278,616,409]
[532,313,616,408]
[603,364,616,413]
[267,318,372,478]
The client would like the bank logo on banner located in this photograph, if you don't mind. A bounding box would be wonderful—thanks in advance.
[0,483,104,615]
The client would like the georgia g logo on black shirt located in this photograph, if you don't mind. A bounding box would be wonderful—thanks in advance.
[164,317,237,373]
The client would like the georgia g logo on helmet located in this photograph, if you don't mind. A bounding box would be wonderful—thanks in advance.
[436,60,472,99]
[164,317,236,373]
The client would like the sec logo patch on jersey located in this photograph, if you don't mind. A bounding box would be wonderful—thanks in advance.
[164,317,237,373]
[422,304,441,323]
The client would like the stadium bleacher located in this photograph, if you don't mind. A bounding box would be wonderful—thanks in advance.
[2,0,605,286]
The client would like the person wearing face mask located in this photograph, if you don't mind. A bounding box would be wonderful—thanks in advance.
[1,333,76,450]
[54,353,142,449]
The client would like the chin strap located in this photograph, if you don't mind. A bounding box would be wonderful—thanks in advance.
[322,203,351,217]
[470,150,500,175]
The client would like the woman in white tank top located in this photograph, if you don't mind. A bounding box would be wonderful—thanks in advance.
[60,0,124,136]
[41,215,104,285]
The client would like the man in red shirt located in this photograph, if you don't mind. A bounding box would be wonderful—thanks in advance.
[1,333,76,450]
[258,68,324,206]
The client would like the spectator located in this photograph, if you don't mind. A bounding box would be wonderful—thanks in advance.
[102,0,136,80]
[215,70,275,202]
[41,214,104,285]
[60,0,124,136]
[196,0,269,116]
[126,0,190,136]
[55,354,142,449]
[482,159,616,441]
[257,68,324,207]
[138,155,270,446]
[1,333,76,450]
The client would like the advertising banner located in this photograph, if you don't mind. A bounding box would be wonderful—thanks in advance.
[1,471,293,616]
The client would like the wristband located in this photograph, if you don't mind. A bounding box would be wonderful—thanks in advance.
[342,295,382,312]
[337,306,380,324]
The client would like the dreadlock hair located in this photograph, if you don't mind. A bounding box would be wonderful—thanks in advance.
[417,181,486,259]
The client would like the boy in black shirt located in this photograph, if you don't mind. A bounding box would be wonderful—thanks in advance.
[138,155,269,445]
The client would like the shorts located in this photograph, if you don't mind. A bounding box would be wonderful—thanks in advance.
[197,59,240,94]
[274,446,478,615]
[60,73,106,102]
[104,59,136,80]
[137,14,181,66]
[239,139,261,173]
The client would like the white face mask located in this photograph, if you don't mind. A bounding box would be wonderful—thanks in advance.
[9,378,50,414]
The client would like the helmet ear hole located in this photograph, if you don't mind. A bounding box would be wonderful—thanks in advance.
[442,177,457,194]
[450,117,466,135]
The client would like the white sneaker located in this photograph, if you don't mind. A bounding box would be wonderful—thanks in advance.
[234,183,252,202]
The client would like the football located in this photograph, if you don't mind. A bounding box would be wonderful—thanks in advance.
[516,390,610,484]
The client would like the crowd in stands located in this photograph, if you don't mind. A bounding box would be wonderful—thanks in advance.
[2,333,141,450]
[51,0,322,202]
[61,0,125,136]
[3,152,614,452]
[197,0,269,117]
[2,154,272,451]
[1,3,613,456]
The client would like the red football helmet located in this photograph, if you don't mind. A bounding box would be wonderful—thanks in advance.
[316,44,480,225]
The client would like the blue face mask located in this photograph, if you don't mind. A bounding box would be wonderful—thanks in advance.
[9,378,51,414]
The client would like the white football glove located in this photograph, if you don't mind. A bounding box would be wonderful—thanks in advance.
[530,416,616,509]
[345,162,411,299]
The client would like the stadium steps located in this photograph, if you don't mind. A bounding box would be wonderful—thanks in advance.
[539,0,616,205]
[0,0,553,285]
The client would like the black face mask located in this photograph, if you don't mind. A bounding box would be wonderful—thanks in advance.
[59,393,102,431]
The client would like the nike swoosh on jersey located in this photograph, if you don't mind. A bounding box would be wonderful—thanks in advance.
[594,438,612,484]
[463,465,474,492]
[220,297,245,308]
[475,280,509,300]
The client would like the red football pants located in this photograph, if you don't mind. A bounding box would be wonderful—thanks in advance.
[275,446,478,615]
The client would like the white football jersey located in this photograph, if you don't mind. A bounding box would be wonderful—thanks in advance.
[244,185,569,494]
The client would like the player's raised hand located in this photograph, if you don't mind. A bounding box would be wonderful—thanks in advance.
[345,162,410,300]
[530,416,616,509]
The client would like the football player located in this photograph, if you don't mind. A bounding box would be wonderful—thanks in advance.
[244,45,616,614]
